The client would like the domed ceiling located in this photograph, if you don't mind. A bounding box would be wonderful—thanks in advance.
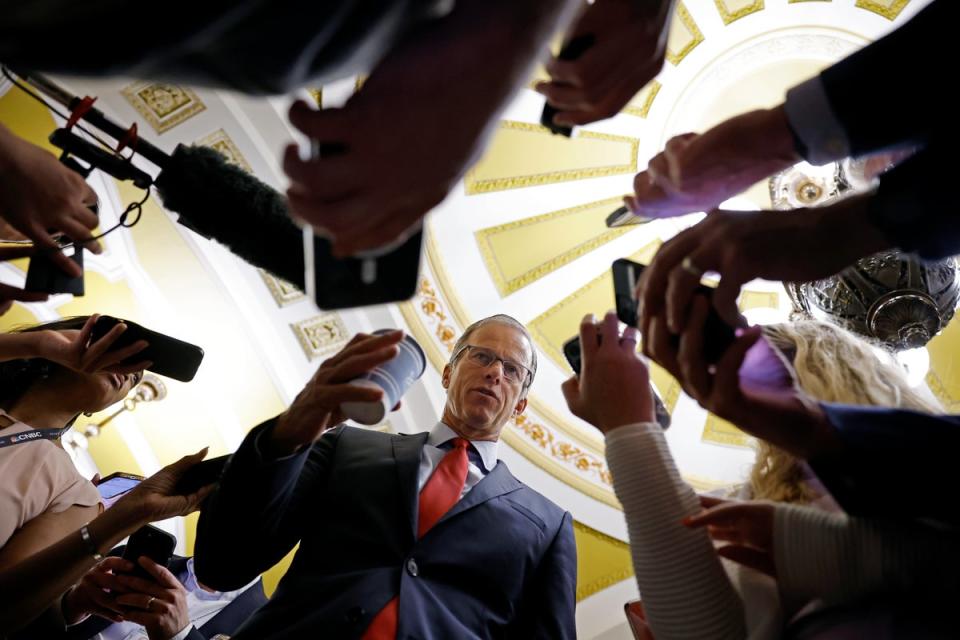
[0,1,948,637]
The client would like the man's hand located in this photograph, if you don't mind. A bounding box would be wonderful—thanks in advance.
[626,107,801,219]
[637,193,888,332]
[114,557,190,640]
[282,0,576,256]
[684,496,776,577]
[561,311,655,433]
[534,0,672,127]
[113,450,216,530]
[0,125,102,276]
[269,330,405,455]
[29,314,151,374]
[62,556,135,624]
[643,297,842,460]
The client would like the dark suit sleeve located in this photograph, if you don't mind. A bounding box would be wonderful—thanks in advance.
[810,404,960,525]
[194,418,342,591]
[864,145,955,259]
[818,0,946,155]
[509,511,577,640]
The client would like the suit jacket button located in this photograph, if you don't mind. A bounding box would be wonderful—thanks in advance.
[406,558,419,577]
[346,606,366,623]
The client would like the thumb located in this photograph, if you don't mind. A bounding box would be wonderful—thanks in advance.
[716,544,776,577]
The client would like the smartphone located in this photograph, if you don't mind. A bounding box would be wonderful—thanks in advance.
[24,244,85,295]
[605,205,656,229]
[174,454,230,495]
[612,258,736,363]
[121,524,176,581]
[303,141,422,310]
[540,34,596,137]
[90,316,205,382]
[304,231,423,310]
[562,334,671,430]
[95,471,143,508]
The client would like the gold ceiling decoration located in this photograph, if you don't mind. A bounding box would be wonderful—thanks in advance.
[291,313,350,360]
[120,82,205,134]
[925,316,960,411]
[702,414,753,449]
[622,80,662,118]
[573,521,634,601]
[259,270,305,307]
[475,196,631,297]
[714,0,765,25]
[855,0,911,20]
[666,3,705,65]
[464,121,638,194]
[196,128,252,172]
[307,88,322,107]
[528,240,662,371]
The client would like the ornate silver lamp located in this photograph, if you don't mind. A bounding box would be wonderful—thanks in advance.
[771,159,960,350]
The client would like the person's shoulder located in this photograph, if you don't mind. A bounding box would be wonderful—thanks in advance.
[499,467,568,527]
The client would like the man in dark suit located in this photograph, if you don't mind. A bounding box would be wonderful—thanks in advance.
[195,314,577,639]
[17,547,267,640]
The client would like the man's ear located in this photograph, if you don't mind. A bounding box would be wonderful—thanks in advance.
[442,364,451,389]
[513,396,527,416]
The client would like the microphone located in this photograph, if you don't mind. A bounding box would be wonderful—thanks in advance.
[154,145,305,288]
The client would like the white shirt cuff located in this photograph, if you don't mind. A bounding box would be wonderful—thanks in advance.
[169,624,195,640]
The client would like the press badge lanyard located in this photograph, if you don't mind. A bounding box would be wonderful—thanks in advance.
[0,410,68,449]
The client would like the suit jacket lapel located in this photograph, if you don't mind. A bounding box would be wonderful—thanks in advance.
[198,578,268,637]
[393,432,428,544]
[437,461,522,526]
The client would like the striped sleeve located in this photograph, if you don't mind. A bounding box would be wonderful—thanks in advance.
[605,423,746,640]
[774,503,960,604]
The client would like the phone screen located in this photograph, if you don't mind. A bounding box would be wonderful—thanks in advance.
[97,476,141,508]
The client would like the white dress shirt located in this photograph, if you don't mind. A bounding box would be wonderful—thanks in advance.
[416,422,498,498]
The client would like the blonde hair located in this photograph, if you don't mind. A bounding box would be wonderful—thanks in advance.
[749,320,941,504]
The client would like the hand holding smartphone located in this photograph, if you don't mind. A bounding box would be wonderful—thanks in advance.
[612,258,736,362]
[90,316,204,382]
[121,524,176,581]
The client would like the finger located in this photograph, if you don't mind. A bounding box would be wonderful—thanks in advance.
[646,315,679,378]
[163,447,210,480]
[638,230,700,333]
[676,295,711,400]
[598,310,619,350]
[711,327,763,418]
[543,59,583,87]
[712,277,745,329]
[716,545,776,577]
[114,609,156,626]
[282,145,359,198]
[534,82,588,112]
[0,245,36,262]
[0,282,49,303]
[137,556,180,589]
[81,321,127,364]
[682,502,751,528]
[77,314,99,349]
[97,556,135,574]
[88,339,149,372]
[698,494,731,509]
[578,314,599,360]
[85,588,127,618]
[620,325,640,351]
[323,331,403,368]
[327,347,400,383]
[27,222,82,277]
[331,208,427,258]
[286,190,364,236]
[287,100,352,141]
[102,360,152,375]
[560,376,581,407]
[61,213,102,254]
[114,573,168,599]
[322,383,386,408]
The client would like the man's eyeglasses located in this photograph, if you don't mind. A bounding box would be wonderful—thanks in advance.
[453,345,532,387]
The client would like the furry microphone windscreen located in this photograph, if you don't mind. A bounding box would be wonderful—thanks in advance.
[155,145,305,288]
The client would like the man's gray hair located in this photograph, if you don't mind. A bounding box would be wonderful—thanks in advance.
[449,314,538,390]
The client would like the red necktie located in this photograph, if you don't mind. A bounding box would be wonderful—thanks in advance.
[362,438,471,639]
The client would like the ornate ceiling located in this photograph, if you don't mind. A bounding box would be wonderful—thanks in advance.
[0,1,941,638]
